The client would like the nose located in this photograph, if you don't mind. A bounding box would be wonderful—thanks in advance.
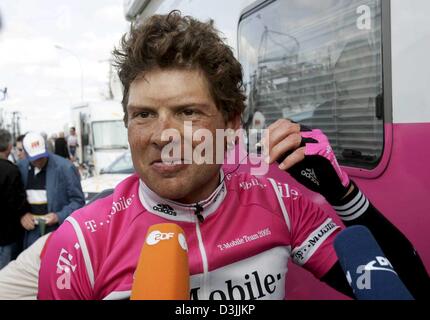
[149,114,182,150]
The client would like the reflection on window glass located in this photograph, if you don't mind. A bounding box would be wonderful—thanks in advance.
[239,0,384,169]
[92,121,128,150]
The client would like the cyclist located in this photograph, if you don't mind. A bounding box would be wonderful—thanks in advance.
[38,11,429,300]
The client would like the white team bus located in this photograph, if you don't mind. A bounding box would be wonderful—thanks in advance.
[123,0,430,299]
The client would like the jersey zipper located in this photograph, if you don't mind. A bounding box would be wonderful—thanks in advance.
[194,203,205,223]
[194,205,209,299]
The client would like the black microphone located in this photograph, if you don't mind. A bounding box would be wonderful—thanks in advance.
[334,226,414,300]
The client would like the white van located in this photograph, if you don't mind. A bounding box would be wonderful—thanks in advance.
[71,100,128,175]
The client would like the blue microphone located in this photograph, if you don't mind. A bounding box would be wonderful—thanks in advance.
[334,226,414,300]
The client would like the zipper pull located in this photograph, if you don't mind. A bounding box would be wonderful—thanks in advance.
[194,203,205,223]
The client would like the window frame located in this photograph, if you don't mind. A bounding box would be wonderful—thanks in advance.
[237,0,393,179]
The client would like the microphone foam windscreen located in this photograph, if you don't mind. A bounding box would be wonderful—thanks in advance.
[334,226,413,300]
[131,223,190,300]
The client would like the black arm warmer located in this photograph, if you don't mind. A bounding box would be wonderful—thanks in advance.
[321,262,354,299]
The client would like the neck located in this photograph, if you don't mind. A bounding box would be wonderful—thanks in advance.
[177,171,221,204]
[0,152,8,160]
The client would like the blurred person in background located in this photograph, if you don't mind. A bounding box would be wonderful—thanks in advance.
[7,142,17,164]
[0,185,115,299]
[0,129,29,269]
[67,127,79,162]
[15,134,27,163]
[40,132,48,145]
[54,131,70,159]
[0,188,111,300]
[18,132,85,249]
[47,133,57,154]
[41,132,54,153]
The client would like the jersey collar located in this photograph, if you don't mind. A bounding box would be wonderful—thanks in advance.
[138,170,227,223]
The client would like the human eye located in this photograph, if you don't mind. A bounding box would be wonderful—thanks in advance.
[180,108,201,118]
[132,110,155,119]
[137,111,151,118]
[182,109,196,116]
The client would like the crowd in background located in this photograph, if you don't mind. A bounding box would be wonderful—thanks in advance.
[9,127,79,165]
[0,128,85,270]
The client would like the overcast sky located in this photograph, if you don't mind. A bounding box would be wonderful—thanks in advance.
[0,0,128,135]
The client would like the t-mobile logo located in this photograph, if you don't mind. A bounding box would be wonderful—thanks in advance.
[56,248,78,290]
[190,270,283,300]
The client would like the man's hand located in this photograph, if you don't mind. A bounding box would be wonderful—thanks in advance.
[262,119,352,205]
[44,213,59,226]
[262,119,305,170]
[20,213,35,231]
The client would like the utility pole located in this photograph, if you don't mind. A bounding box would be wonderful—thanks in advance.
[10,111,22,143]
[0,87,8,129]
[98,58,114,100]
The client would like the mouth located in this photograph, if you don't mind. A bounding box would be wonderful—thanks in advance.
[150,159,185,165]
[150,159,188,175]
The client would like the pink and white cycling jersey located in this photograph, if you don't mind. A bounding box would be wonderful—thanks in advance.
[38,170,341,300]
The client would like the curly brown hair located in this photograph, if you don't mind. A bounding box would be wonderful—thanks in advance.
[113,10,246,124]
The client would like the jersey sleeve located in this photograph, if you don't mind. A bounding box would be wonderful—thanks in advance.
[38,220,93,300]
[287,194,342,279]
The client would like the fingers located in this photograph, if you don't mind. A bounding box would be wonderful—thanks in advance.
[278,147,306,171]
[259,118,307,169]
[265,119,300,147]
[267,132,302,164]
[21,214,35,231]
[44,213,59,226]
[24,219,35,231]
[262,119,301,159]
[267,118,298,133]
[42,215,51,226]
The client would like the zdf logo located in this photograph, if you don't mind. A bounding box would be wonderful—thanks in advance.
[146,230,175,245]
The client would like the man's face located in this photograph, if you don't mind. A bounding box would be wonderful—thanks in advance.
[127,68,238,204]
[31,157,48,169]
[70,129,76,136]
[16,141,26,160]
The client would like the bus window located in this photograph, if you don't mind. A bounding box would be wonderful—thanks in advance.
[239,0,384,169]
